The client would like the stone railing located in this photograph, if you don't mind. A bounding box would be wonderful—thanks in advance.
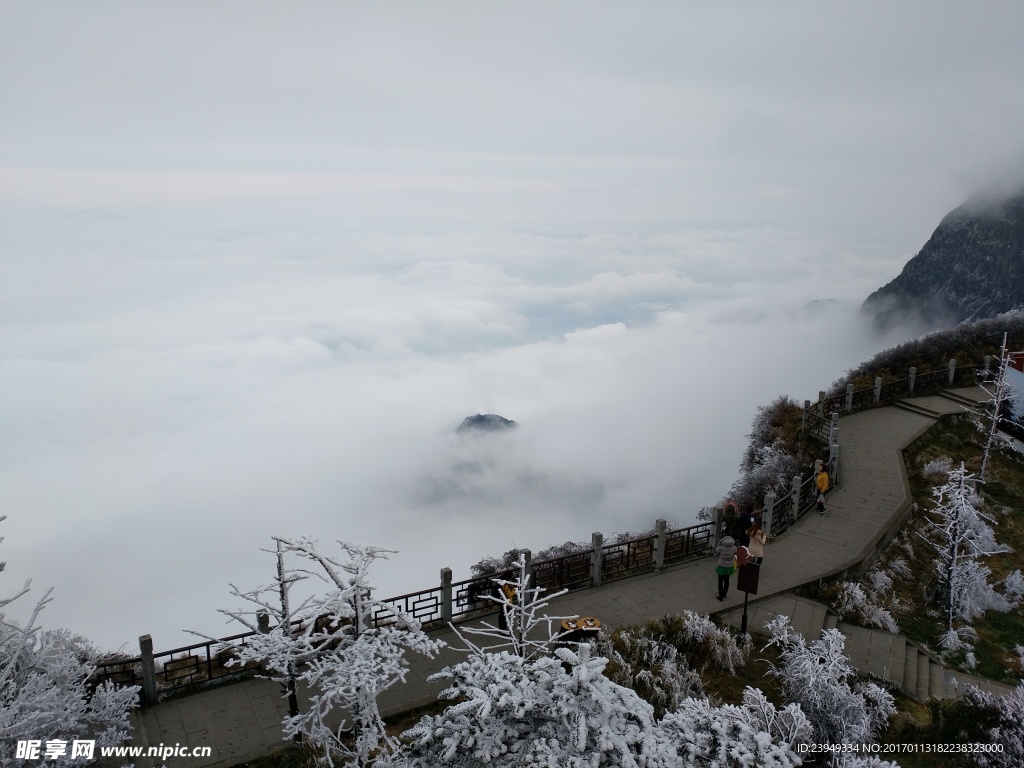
[94,518,715,704]
[94,356,990,704]
[802,357,983,443]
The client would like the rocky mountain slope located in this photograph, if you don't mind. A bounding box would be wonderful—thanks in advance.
[863,186,1024,330]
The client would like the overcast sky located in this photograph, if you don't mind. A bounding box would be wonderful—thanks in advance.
[2,2,1023,652]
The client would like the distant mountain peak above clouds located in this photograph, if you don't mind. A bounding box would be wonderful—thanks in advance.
[862,185,1024,332]
[456,414,518,434]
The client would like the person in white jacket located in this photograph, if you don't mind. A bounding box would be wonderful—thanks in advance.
[715,535,737,601]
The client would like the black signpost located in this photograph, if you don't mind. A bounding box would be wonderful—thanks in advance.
[735,546,760,635]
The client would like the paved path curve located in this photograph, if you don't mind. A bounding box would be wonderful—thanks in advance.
[128,388,988,767]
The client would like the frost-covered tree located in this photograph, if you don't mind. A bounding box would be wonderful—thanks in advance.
[764,615,895,761]
[0,518,138,766]
[402,560,798,768]
[454,553,572,660]
[729,443,800,510]
[403,642,808,768]
[402,643,662,767]
[974,333,1020,482]
[728,396,807,508]
[919,464,1010,658]
[210,538,443,768]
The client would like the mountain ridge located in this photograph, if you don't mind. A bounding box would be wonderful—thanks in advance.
[863,186,1024,331]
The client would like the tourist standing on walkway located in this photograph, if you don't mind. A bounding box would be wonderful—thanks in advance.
[715,535,737,601]
[746,521,766,564]
[816,462,830,515]
[734,504,754,547]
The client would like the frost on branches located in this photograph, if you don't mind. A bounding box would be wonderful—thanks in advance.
[0,518,138,766]
[951,684,1024,768]
[831,569,904,634]
[402,642,809,768]
[656,687,810,768]
[402,643,662,767]
[764,615,895,762]
[919,463,1010,663]
[597,611,748,718]
[402,557,653,766]
[971,332,1020,482]
[730,396,805,508]
[209,538,443,768]
[402,561,801,768]
[452,553,573,660]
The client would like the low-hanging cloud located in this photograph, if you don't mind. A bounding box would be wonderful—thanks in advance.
[2,1,1020,653]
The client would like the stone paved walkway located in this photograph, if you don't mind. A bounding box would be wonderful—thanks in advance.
[128,388,989,767]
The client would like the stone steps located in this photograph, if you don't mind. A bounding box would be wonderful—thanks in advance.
[939,389,983,409]
[894,399,943,418]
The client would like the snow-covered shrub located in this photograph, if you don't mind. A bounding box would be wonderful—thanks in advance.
[0,629,138,767]
[831,582,899,634]
[654,687,810,768]
[922,456,954,478]
[643,612,748,676]
[956,684,1024,768]
[597,629,703,718]
[1003,569,1024,607]
[209,538,443,768]
[764,615,895,760]
[0,517,138,766]
[401,643,662,767]
[886,556,913,580]
[828,563,906,634]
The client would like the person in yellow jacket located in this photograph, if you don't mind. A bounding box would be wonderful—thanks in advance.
[816,463,829,515]
[816,463,830,494]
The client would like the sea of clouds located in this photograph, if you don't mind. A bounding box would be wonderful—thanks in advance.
[0,181,919,652]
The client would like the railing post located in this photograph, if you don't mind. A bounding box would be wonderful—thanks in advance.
[654,518,666,570]
[801,400,809,432]
[845,383,854,412]
[791,475,801,523]
[908,367,916,394]
[590,533,603,588]
[829,443,840,486]
[829,413,839,451]
[522,548,532,577]
[763,491,775,537]
[440,568,453,625]
[817,391,825,418]
[948,358,956,386]
[139,634,158,706]
[257,611,270,633]
[873,376,882,403]
[983,355,991,377]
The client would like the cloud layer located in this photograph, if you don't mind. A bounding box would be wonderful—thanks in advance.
[1,2,1021,650]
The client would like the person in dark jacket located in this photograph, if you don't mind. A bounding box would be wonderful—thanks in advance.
[734,504,755,547]
[715,535,737,601]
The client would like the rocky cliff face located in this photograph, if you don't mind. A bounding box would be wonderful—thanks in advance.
[863,187,1024,331]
